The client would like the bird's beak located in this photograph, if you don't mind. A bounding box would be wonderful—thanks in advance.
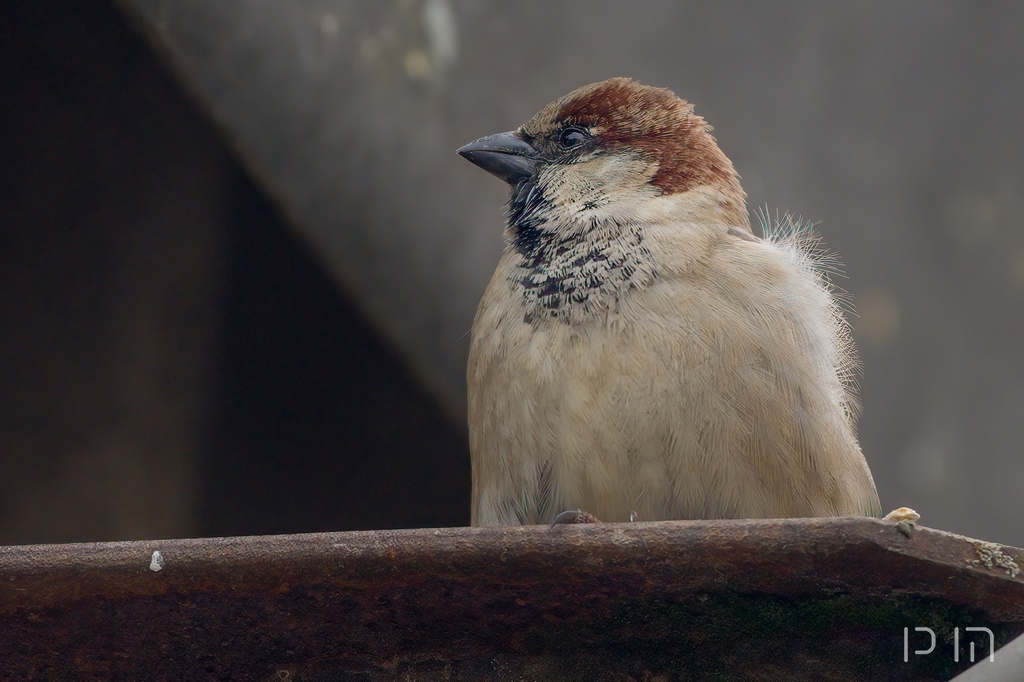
[457,131,538,185]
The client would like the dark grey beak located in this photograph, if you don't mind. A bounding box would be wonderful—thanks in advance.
[457,131,538,185]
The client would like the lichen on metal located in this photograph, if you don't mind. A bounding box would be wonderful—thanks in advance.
[970,541,1021,578]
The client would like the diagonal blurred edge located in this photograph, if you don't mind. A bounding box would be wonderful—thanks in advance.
[1,517,1022,678]
[112,0,485,420]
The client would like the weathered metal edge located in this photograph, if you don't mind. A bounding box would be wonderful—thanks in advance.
[2,517,1022,680]
[2,517,1021,612]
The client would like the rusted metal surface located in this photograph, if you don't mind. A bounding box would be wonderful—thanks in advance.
[1,518,1022,680]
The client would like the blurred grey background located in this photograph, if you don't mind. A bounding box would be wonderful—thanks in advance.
[2,1,1022,546]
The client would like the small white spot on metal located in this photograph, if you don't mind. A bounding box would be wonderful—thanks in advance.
[149,550,165,572]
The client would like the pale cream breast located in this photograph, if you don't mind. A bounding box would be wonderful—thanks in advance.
[469,219,880,525]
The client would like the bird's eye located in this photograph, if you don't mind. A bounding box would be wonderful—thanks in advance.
[558,127,589,150]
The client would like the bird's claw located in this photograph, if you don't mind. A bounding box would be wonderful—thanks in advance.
[884,506,921,523]
[550,509,601,527]
[884,507,921,537]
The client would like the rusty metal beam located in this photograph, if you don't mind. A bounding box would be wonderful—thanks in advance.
[1,517,1022,680]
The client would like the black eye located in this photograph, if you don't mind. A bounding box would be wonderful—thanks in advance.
[558,126,589,150]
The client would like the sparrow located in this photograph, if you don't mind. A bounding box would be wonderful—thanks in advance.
[458,78,881,526]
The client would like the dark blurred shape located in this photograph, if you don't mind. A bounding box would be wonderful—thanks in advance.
[2,518,1022,679]
[0,1,222,543]
[0,1,468,544]
[205,168,469,535]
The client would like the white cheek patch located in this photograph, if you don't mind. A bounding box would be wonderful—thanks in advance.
[537,153,661,231]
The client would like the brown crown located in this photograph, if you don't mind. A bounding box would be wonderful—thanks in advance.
[528,78,743,197]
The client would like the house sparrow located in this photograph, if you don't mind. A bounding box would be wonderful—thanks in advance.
[458,78,881,526]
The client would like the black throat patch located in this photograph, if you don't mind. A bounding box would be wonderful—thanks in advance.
[506,180,656,325]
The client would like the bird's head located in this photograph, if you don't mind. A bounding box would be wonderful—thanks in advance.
[458,78,748,238]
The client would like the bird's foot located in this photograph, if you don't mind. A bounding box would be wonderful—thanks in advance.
[884,506,921,523]
[550,509,601,527]
[884,506,921,537]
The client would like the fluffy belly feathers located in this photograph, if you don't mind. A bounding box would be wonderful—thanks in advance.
[468,240,880,526]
